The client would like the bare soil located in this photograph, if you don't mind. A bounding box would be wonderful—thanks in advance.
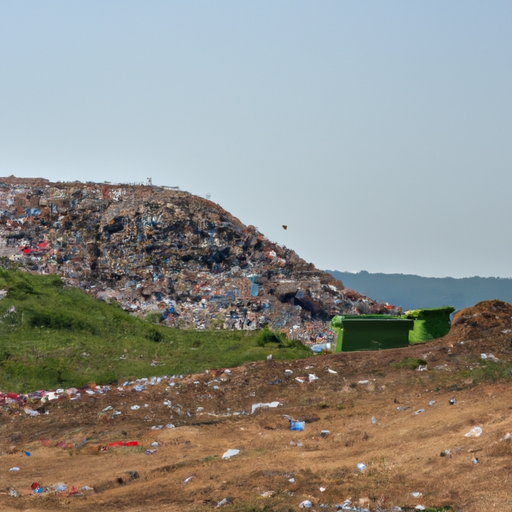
[2,300,512,512]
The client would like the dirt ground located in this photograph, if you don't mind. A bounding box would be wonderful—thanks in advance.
[2,300,512,512]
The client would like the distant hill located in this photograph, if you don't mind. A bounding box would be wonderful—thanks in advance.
[325,270,512,312]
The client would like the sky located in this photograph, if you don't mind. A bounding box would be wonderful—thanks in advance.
[1,2,511,279]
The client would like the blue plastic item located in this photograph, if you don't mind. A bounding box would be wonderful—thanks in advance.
[290,420,305,431]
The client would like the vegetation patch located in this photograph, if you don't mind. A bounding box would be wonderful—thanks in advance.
[0,269,311,393]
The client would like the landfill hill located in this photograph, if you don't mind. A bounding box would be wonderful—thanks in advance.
[0,176,390,346]
[2,300,512,512]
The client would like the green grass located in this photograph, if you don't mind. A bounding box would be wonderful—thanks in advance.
[462,359,512,384]
[0,268,311,393]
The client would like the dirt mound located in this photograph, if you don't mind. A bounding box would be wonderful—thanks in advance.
[445,300,512,342]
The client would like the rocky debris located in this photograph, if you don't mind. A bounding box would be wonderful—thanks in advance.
[0,177,389,343]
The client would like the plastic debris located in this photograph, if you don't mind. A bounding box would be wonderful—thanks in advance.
[415,506,426,511]
[55,483,67,492]
[288,477,295,483]
[251,401,282,414]
[327,368,337,374]
[319,486,326,492]
[414,409,425,415]
[222,448,240,459]
[428,400,435,406]
[9,488,20,497]
[145,449,155,455]
[465,426,483,437]
[24,451,31,456]
[150,442,159,447]
[472,457,479,464]
[416,365,428,371]
[440,449,451,457]
[295,377,305,383]
[358,380,369,385]
[411,492,422,498]
[299,500,313,509]
[320,430,330,438]
[9,467,20,472]
[500,433,511,441]
[371,417,377,424]
[449,399,457,405]
[130,405,140,410]
[290,420,305,431]
[356,463,366,472]
[284,369,293,376]
[308,374,318,382]
[184,476,195,483]
[217,497,233,507]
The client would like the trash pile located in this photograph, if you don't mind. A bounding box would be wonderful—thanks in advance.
[0,177,390,343]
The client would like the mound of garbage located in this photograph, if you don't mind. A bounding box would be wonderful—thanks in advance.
[0,176,390,344]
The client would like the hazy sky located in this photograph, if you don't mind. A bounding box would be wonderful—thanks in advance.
[1,2,511,278]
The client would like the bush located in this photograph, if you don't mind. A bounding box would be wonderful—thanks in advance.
[255,326,286,347]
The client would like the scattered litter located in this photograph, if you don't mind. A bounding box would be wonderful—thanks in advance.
[222,448,240,459]
[308,374,318,382]
[288,477,295,483]
[290,420,305,431]
[55,483,67,492]
[319,486,326,492]
[251,401,282,414]
[500,433,511,441]
[428,400,435,407]
[465,426,483,438]
[9,467,20,472]
[150,442,159,447]
[299,500,313,509]
[267,354,272,361]
[440,449,451,457]
[411,492,422,498]
[284,369,293,376]
[24,451,31,456]
[217,497,233,507]
[295,377,305,383]
[414,409,425,415]
[269,379,281,385]
[472,457,479,464]
[415,506,426,511]
[24,407,40,417]
[184,476,195,483]
[358,380,369,385]
[481,353,499,362]
[261,491,274,497]
[102,406,113,412]
[327,368,337,374]
[165,424,175,429]
[356,463,366,472]
[130,405,140,410]
[80,486,94,491]
[320,430,330,438]
[371,417,377,424]
[9,488,20,497]
[416,365,428,371]
[144,449,155,455]
[449,399,457,405]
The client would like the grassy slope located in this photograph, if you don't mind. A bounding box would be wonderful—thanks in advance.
[0,269,310,393]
